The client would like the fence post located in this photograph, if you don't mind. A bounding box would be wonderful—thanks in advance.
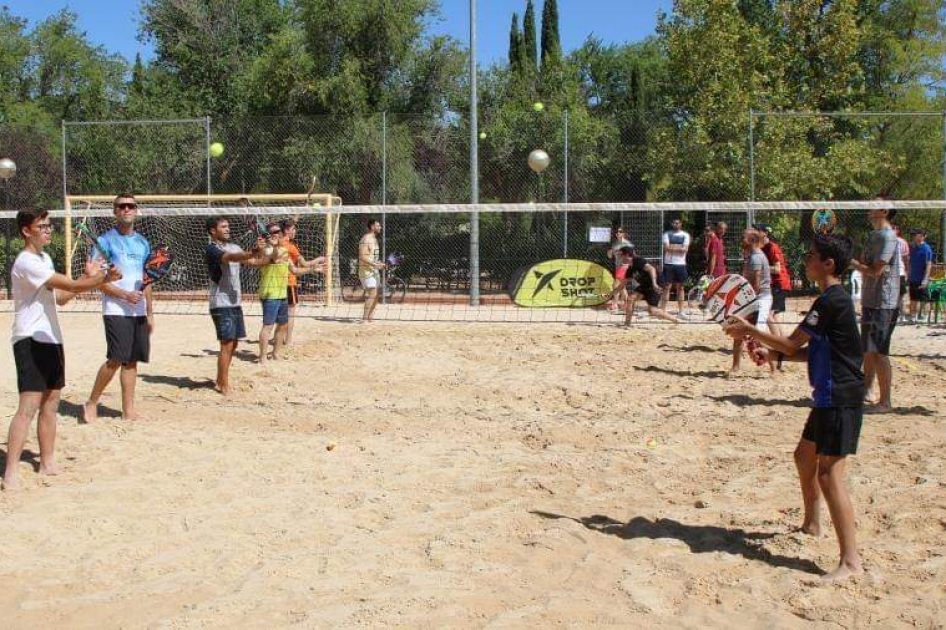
[563,108,569,257]
[62,120,72,278]
[748,108,756,226]
[381,112,387,305]
[205,117,212,197]
[468,0,480,307]
[942,112,946,263]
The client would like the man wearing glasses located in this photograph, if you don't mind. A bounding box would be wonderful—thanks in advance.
[5,209,119,490]
[257,222,311,363]
[83,194,153,423]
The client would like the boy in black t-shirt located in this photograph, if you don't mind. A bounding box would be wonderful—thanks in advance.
[724,234,865,583]
[605,246,682,325]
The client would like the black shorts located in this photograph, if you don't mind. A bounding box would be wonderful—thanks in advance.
[287,285,299,306]
[860,308,896,355]
[104,315,151,364]
[662,264,688,285]
[210,306,246,341]
[13,338,65,393]
[635,286,662,308]
[771,287,786,314]
[802,407,863,456]
[908,283,930,302]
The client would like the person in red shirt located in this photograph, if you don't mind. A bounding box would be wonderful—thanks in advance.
[706,221,728,278]
[279,219,326,346]
[757,224,792,337]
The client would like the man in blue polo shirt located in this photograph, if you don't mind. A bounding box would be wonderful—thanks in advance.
[83,193,153,423]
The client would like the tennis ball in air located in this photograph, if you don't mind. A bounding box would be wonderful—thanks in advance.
[479,131,487,140]
[533,102,544,113]
[210,142,224,158]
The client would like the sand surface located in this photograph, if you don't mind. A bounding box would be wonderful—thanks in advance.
[0,310,944,627]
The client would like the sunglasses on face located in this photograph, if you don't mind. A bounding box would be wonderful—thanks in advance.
[116,203,137,210]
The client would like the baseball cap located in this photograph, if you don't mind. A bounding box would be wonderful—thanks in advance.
[910,227,926,236]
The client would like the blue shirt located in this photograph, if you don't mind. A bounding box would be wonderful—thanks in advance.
[799,285,864,408]
[96,228,152,317]
[910,242,933,283]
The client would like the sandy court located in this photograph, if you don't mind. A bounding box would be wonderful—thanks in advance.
[0,309,944,627]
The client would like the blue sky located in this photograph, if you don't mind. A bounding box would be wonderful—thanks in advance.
[6,0,672,65]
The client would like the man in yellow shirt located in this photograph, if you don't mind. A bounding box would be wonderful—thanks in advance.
[257,222,312,363]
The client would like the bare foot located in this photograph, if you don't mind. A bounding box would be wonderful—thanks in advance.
[798,523,822,537]
[82,401,99,423]
[820,560,863,583]
[864,403,892,415]
[214,384,230,396]
[39,463,60,476]
[1,476,22,492]
[122,411,143,422]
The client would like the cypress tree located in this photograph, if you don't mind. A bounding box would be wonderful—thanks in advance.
[540,0,561,65]
[130,53,146,96]
[508,13,522,72]
[523,0,537,70]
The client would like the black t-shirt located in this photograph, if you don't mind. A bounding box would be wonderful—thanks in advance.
[798,284,865,408]
[629,256,656,291]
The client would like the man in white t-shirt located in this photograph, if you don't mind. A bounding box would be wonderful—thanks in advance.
[660,217,691,314]
[5,209,118,491]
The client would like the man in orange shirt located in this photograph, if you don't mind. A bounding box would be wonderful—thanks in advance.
[279,219,325,346]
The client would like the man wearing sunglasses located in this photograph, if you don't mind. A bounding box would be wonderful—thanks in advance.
[83,193,153,423]
[5,209,119,490]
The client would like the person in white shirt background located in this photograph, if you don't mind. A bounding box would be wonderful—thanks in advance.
[660,217,691,314]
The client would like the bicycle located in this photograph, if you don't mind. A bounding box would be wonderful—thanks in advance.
[341,252,407,303]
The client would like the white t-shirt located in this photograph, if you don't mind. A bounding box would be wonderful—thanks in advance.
[662,229,691,265]
[11,250,63,344]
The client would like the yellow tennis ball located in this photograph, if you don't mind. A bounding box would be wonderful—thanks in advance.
[646,439,658,448]
[210,142,224,158]
[533,102,544,112]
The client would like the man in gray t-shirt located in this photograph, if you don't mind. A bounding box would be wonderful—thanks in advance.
[851,202,901,413]
[731,228,774,373]
[205,217,264,394]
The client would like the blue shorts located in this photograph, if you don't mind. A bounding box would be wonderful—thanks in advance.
[662,264,688,284]
[210,306,246,341]
[261,299,289,326]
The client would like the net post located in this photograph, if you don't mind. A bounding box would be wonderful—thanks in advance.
[942,111,946,263]
[64,196,73,278]
[324,204,335,306]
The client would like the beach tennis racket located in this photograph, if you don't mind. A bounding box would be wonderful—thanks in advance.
[75,219,111,265]
[139,245,174,289]
[702,274,766,366]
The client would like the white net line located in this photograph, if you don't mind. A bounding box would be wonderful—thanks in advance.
[3,198,946,219]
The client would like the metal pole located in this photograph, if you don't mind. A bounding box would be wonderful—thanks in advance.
[3,183,10,299]
[205,117,212,197]
[748,108,756,227]
[563,109,569,257]
[382,112,387,305]
[469,0,480,306]
[61,120,68,203]
[942,112,946,262]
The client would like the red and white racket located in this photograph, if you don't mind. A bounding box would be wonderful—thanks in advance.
[702,274,766,366]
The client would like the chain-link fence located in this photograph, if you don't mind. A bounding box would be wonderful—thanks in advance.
[3,110,946,320]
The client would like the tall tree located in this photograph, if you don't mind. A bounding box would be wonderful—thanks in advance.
[508,13,522,72]
[522,0,537,70]
[540,0,561,66]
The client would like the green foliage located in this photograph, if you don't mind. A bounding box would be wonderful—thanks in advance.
[540,0,561,66]
[522,0,538,71]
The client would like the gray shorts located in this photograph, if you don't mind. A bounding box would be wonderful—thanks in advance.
[861,308,896,355]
